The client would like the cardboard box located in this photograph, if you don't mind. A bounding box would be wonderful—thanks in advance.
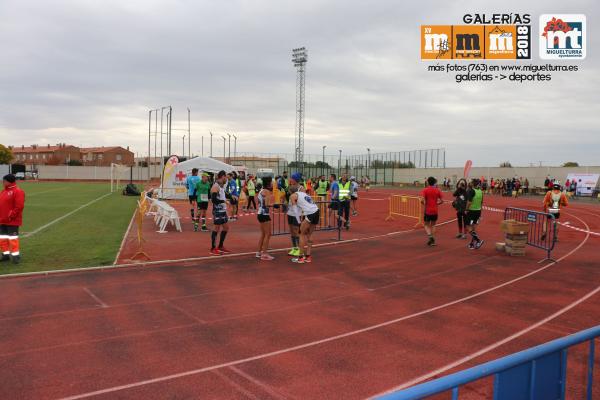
[505,238,527,248]
[505,233,528,242]
[505,245,526,256]
[495,242,506,252]
[501,219,530,235]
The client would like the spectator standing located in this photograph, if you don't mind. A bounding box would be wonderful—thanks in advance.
[0,174,25,264]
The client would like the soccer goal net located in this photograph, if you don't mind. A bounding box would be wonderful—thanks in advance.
[110,163,130,193]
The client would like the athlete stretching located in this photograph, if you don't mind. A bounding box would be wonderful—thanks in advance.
[290,189,320,264]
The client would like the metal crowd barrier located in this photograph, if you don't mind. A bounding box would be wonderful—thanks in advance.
[504,207,557,261]
[386,195,423,227]
[377,324,599,400]
[271,200,341,240]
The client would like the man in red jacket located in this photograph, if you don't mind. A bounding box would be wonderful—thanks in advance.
[0,174,25,264]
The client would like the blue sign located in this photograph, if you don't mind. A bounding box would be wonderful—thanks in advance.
[527,213,537,222]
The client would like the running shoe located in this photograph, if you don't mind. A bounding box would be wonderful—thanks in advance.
[193,223,199,232]
[218,247,232,254]
[288,248,296,256]
[475,240,484,249]
[427,237,434,246]
[461,234,468,239]
[455,233,462,239]
[291,256,306,264]
[292,248,301,257]
[0,254,9,262]
[201,225,209,232]
[260,254,275,261]
[303,255,312,263]
[256,252,262,258]
[209,248,222,256]
[468,242,475,250]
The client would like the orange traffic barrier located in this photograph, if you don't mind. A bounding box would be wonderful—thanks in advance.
[385,195,423,227]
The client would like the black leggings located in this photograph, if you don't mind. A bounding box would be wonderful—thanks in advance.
[457,211,467,231]
[247,196,256,210]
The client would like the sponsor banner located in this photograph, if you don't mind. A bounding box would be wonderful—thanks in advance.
[539,14,586,60]
[565,173,599,196]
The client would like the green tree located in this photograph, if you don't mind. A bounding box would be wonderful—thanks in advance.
[67,159,83,166]
[562,161,579,167]
[0,144,13,164]
[499,161,512,168]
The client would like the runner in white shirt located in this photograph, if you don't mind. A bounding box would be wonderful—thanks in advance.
[350,176,359,216]
[289,190,320,264]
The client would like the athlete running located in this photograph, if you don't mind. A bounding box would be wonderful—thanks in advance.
[210,170,232,256]
[465,179,484,249]
[256,177,274,261]
[290,189,320,264]
[541,183,568,242]
[185,168,201,231]
[421,176,443,246]
[194,172,211,232]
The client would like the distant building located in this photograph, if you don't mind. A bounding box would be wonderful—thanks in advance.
[80,146,134,166]
[10,144,81,167]
[10,144,135,167]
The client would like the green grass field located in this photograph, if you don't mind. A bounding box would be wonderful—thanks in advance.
[0,181,138,275]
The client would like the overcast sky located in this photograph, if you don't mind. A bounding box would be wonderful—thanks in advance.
[0,0,598,167]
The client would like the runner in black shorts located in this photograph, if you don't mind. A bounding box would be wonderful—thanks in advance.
[256,177,274,261]
[209,171,231,256]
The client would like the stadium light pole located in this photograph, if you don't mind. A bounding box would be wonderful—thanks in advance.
[338,149,342,176]
[182,135,186,158]
[201,135,204,157]
[187,108,191,158]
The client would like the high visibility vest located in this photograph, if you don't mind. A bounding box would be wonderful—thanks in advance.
[339,181,351,200]
[317,180,328,195]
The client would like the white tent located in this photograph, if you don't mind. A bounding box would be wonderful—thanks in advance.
[156,156,235,200]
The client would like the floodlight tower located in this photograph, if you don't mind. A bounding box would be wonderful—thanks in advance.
[292,47,307,170]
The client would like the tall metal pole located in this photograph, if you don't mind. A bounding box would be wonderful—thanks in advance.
[338,150,342,176]
[322,145,326,177]
[148,110,151,181]
[182,135,186,158]
[187,108,191,158]
[222,136,226,160]
[167,106,173,155]
[292,47,307,172]
[154,111,157,179]
[227,133,231,164]
[210,132,213,157]
[367,148,371,178]
[233,134,237,160]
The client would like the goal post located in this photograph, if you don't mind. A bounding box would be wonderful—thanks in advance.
[110,163,129,193]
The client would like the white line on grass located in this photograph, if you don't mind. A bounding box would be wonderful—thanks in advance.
[25,187,69,197]
[23,192,112,239]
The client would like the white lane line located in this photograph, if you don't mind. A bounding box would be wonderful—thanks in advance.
[83,287,108,308]
[23,192,113,238]
[373,285,600,397]
[212,369,261,400]
[228,366,291,400]
[162,300,207,324]
[371,210,593,398]
[58,214,589,400]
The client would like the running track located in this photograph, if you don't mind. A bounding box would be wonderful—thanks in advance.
[0,189,598,399]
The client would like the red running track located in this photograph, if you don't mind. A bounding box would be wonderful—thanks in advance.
[0,189,598,399]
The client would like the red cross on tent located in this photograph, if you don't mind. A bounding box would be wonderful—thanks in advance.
[175,171,186,181]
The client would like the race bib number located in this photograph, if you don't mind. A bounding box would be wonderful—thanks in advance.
[200,193,208,202]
